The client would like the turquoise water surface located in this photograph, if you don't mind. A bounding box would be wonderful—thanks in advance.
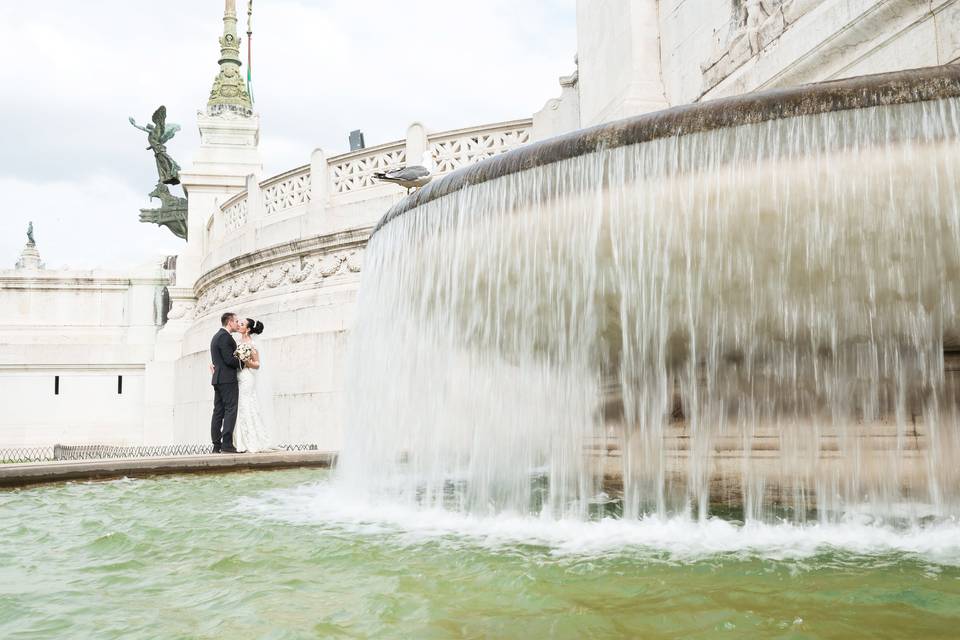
[1,469,959,639]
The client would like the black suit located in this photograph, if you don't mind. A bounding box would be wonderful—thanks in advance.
[210,328,241,450]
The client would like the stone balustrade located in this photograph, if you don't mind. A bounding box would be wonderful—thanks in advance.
[208,118,534,251]
[330,141,407,194]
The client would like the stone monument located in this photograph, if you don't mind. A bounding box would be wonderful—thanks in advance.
[207,0,253,117]
[15,222,44,270]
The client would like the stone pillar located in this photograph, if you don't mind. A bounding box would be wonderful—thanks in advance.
[245,173,263,223]
[575,0,668,126]
[304,148,330,237]
[178,112,262,287]
[310,148,329,209]
[405,122,429,165]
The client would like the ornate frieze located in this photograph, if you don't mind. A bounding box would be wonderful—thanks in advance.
[193,230,369,317]
[701,0,819,94]
[166,300,196,321]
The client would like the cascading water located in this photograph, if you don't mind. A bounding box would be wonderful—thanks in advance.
[341,68,960,525]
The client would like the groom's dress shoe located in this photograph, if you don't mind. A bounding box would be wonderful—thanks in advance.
[212,447,222,454]
[221,447,239,454]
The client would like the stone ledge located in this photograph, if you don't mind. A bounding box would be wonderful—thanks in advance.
[0,451,338,489]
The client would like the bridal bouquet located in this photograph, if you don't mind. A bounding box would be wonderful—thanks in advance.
[234,342,254,366]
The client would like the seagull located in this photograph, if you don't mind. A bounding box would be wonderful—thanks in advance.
[373,149,434,194]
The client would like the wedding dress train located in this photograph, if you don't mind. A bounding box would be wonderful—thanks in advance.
[233,338,274,453]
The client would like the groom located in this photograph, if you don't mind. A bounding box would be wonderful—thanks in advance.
[210,312,242,453]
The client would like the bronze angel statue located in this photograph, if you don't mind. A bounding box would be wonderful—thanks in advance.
[129,106,182,185]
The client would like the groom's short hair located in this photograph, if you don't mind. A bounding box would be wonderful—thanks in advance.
[221,312,237,327]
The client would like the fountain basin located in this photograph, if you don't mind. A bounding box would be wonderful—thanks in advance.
[351,65,960,521]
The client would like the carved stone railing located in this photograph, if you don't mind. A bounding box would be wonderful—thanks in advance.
[222,193,249,232]
[261,165,311,214]
[214,118,534,238]
[329,142,407,194]
[428,119,532,174]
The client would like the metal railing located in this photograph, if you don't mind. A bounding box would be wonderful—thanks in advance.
[0,443,320,464]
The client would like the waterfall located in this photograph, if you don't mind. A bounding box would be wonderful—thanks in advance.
[342,83,960,524]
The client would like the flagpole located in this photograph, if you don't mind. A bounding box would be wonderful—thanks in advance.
[246,0,254,103]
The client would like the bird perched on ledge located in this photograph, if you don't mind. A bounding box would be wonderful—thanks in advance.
[374,149,435,194]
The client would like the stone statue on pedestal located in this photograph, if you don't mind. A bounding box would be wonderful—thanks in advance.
[16,222,43,270]
[130,106,189,240]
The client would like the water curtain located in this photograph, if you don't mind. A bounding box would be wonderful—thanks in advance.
[345,67,960,524]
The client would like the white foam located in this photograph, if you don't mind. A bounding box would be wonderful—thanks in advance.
[236,481,960,566]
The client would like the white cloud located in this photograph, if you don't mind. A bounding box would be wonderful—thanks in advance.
[0,0,576,268]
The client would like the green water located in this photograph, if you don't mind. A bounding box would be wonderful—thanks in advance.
[1,469,959,639]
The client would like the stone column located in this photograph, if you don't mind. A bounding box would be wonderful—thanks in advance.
[310,148,329,210]
[245,173,263,223]
[405,122,429,165]
[575,0,669,126]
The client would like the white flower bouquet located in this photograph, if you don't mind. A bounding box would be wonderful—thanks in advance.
[234,342,254,366]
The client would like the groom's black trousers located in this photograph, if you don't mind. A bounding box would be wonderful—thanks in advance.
[212,382,239,449]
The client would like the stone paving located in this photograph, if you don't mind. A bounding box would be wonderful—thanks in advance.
[0,450,337,489]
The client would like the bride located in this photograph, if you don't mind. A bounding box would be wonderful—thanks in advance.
[233,317,275,453]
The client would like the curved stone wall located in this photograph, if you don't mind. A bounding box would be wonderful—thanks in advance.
[161,119,534,450]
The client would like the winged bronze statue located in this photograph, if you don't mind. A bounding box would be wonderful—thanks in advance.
[129,106,188,239]
[129,106,182,185]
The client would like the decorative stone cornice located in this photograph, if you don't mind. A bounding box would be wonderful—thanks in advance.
[0,274,168,291]
[193,227,370,317]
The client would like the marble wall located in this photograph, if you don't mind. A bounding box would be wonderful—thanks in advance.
[538,0,960,134]
[0,261,169,447]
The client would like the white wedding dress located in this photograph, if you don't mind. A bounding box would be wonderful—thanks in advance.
[233,337,274,453]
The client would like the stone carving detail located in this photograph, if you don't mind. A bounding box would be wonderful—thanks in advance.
[247,270,267,293]
[224,196,249,232]
[167,300,196,321]
[701,0,818,94]
[207,0,253,116]
[288,259,314,283]
[140,183,189,241]
[195,248,365,315]
[332,147,407,193]
[263,171,311,215]
[230,276,248,298]
[430,127,531,174]
[346,251,363,273]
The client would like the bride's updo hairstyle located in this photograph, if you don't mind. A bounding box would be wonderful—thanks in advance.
[245,318,265,335]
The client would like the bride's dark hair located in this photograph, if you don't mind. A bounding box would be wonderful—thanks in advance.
[245,318,265,335]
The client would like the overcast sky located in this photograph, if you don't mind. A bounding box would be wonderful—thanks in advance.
[0,1,576,269]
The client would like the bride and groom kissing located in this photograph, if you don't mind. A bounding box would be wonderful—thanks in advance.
[210,312,274,454]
